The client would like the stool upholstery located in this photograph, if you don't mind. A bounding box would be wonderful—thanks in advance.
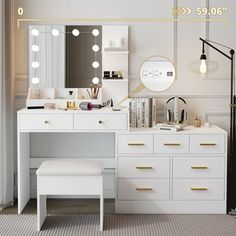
[36,160,103,176]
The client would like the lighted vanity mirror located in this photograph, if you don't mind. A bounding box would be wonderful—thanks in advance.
[140,56,175,92]
[29,25,103,88]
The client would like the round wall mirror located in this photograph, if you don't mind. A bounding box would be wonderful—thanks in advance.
[140,56,175,92]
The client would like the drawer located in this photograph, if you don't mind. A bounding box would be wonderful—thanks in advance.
[154,135,189,153]
[74,114,127,130]
[118,157,169,178]
[19,114,73,130]
[173,157,225,179]
[118,135,153,154]
[173,179,224,200]
[190,135,225,154]
[118,179,169,200]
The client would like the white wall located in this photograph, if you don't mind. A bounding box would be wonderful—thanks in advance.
[13,0,235,197]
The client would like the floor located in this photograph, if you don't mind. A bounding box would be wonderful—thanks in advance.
[1,199,236,236]
[0,199,115,214]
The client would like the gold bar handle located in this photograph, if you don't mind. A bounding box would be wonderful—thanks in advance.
[128,143,145,146]
[191,166,208,169]
[200,143,216,146]
[191,187,208,191]
[136,166,153,170]
[164,143,181,146]
[136,187,153,191]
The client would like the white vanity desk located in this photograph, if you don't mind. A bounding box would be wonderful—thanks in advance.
[17,108,227,214]
[17,107,129,214]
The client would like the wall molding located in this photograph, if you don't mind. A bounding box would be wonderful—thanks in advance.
[202,0,229,81]
[203,110,230,122]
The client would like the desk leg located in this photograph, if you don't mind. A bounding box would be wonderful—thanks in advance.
[100,176,104,231]
[17,132,30,214]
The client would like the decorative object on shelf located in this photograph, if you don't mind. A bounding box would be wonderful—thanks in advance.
[165,97,187,124]
[103,70,123,80]
[129,97,157,128]
[194,116,201,128]
[67,101,77,110]
[115,37,125,48]
[199,37,235,211]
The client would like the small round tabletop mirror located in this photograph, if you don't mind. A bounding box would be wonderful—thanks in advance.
[140,56,175,92]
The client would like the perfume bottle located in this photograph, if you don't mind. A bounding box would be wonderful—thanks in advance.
[194,116,201,128]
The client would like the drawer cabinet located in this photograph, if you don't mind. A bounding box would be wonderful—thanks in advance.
[173,157,225,179]
[118,179,169,200]
[190,135,225,154]
[19,114,73,130]
[154,135,189,153]
[116,126,227,214]
[74,113,127,130]
[118,157,169,178]
[118,134,153,154]
[173,179,224,200]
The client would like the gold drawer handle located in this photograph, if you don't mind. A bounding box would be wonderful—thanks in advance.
[128,143,145,146]
[164,143,181,146]
[44,120,49,124]
[191,166,208,169]
[191,187,208,191]
[136,187,153,191]
[200,143,216,146]
[136,166,153,170]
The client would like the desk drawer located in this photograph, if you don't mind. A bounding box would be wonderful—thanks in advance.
[118,179,169,200]
[173,179,224,200]
[118,157,169,178]
[173,157,225,179]
[154,135,189,153]
[19,114,73,130]
[190,135,225,154]
[118,135,153,154]
[74,114,127,130]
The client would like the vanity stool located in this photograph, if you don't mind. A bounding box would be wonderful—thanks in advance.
[36,159,104,231]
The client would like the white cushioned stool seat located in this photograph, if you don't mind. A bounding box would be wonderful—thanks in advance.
[36,160,103,176]
[36,159,104,232]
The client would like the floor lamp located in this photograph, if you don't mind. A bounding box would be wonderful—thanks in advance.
[199,37,235,211]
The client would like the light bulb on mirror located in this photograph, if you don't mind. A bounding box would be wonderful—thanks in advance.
[92,45,99,52]
[31,77,40,85]
[72,29,80,36]
[31,29,39,37]
[92,77,99,85]
[200,59,207,74]
[51,29,60,37]
[92,61,99,68]
[92,29,99,37]
[31,45,39,52]
[32,61,40,68]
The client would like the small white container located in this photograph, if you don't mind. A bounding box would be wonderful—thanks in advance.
[115,37,125,48]
[106,39,113,48]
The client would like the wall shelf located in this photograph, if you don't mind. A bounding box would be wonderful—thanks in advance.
[102,50,129,54]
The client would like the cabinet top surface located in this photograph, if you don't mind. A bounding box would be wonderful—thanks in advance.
[18,107,129,114]
[128,125,227,135]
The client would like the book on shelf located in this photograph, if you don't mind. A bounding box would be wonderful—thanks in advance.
[129,97,157,128]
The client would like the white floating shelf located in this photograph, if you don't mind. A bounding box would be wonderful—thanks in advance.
[102,49,129,54]
[102,79,128,82]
